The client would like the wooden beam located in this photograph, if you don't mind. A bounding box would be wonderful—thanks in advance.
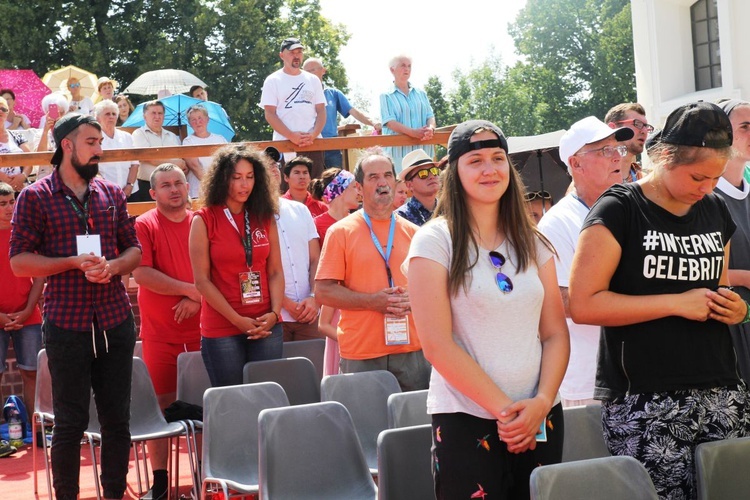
[0,130,454,167]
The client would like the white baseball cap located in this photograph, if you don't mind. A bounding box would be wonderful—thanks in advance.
[559,116,634,168]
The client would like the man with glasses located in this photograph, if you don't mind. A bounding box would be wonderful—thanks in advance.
[605,102,653,182]
[395,149,441,226]
[538,116,633,407]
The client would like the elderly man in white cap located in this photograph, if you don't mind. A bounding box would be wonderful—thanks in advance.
[395,149,442,226]
[537,116,633,408]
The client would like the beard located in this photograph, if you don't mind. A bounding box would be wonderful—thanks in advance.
[71,153,100,181]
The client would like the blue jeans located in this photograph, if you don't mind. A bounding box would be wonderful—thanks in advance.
[324,149,343,168]
[44,314,136,500]
[201,324,283,387]
[0,323,42,371]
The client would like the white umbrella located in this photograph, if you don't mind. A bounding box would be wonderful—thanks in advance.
[122,69,207,96]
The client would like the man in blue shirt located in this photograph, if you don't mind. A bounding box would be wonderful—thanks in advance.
[379,55,436,174]
[303,58,381,167]
[395,149,441,226]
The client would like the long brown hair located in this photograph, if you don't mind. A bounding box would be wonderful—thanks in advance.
[199,143,278,223]
[435,132,554,295]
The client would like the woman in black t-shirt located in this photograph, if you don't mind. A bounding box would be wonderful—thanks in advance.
[569,102,750,500]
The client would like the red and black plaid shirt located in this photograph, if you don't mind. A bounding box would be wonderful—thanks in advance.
[10,168,141,332]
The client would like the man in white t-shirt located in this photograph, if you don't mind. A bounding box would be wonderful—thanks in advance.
[538,116,633,407]
[182,104,227,199]
[260,37,326,178]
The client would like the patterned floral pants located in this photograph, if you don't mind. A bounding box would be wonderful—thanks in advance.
[602,385,750,500]
[432,404,564,500]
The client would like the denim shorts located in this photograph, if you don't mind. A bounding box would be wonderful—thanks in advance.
[0,323,42,372]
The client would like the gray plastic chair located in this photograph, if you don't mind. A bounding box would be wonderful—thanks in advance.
[86,357,188,498]
[387,390,429,428]
[133,340,143,359]
[243,357,320,405]
[530,456,659,500]
[282,338,326,382]
[32,349,54,499]
[176,350,212,497]
[201,382,289,500]
[321,370,402,474]
[695,436,750,500]
[561,404,610,462]
[258,401,377,500]
[377,424,434,500]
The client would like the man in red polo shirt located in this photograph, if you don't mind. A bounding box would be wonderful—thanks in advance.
[133,164,201,500]
[282,156,328,217]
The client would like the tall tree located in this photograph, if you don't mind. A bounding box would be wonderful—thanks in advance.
[0,0,349,141]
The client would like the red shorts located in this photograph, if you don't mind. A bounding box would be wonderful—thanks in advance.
[141,340,201,396]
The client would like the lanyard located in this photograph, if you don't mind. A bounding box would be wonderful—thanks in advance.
[223,207,253,268]
[362,211,396,287]
[65,194,92,234]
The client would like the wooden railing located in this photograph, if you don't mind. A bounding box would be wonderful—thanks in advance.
[0,130,453,167]
[0,129,454,215]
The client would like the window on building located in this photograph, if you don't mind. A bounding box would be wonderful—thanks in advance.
[691,0,721,90]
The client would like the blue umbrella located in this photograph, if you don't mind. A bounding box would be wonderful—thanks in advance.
[122,94,234,141]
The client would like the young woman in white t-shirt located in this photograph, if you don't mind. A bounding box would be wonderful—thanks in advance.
[408,120,569,500]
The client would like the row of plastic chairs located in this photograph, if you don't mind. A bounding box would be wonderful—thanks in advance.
[200,381,429,500]
[33,349,191,500]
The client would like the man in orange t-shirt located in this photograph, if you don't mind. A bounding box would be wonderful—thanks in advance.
[315,151,430,390]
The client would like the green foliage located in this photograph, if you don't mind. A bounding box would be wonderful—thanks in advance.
[426,0,635,136]
[0,0,349,141]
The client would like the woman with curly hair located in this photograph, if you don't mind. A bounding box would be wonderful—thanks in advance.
[189,144,284,387]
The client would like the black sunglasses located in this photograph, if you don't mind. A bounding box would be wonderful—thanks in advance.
[489,251,513,294]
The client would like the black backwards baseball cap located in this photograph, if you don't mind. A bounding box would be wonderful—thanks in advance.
[447,120,509,162]
[50,114,100,166]
[280,37,304,52]
[650,101,733,149]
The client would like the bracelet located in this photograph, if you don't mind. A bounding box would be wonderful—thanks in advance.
[742,300,750,324]
[271,311,279,323]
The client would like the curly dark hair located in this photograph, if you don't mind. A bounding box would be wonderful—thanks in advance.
[198,143,278,222]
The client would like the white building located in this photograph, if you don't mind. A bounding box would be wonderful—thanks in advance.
[631,0,749,124]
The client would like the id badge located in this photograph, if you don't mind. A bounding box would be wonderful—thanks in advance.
[535,418,548,442]
[384,315,410,345]
[76,234,102,256]
[239,271,262,305]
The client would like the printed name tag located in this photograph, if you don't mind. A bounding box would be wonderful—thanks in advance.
[384,315,410,345]
[76,234,102,257]
[239,271,262,305]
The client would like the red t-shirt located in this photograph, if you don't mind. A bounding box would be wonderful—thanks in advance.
[283,190,328,218]
[196,205,272,338]
[314,211,337,247]
[135,208,201,343]
[0,228,41,325]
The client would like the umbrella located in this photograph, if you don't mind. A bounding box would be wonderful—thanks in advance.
[0,69,51,128]
[42,65,98,98]
[508,130,571,205]
[122,94,234,141]
[122,69,207,96]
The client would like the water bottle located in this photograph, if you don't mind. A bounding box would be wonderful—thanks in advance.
[7,404,22,440]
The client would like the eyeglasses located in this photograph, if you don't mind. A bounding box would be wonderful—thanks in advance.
[69,83,81,89]
[0,107,8,113]
[615,118,654,133]
[409,166,442,181]
[575,145,628,158]
[489,251,513,294]
[525,191,552,202]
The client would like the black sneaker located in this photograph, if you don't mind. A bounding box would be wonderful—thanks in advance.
[0,440,17,458]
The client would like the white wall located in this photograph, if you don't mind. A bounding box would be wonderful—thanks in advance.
[632,0,747,126]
